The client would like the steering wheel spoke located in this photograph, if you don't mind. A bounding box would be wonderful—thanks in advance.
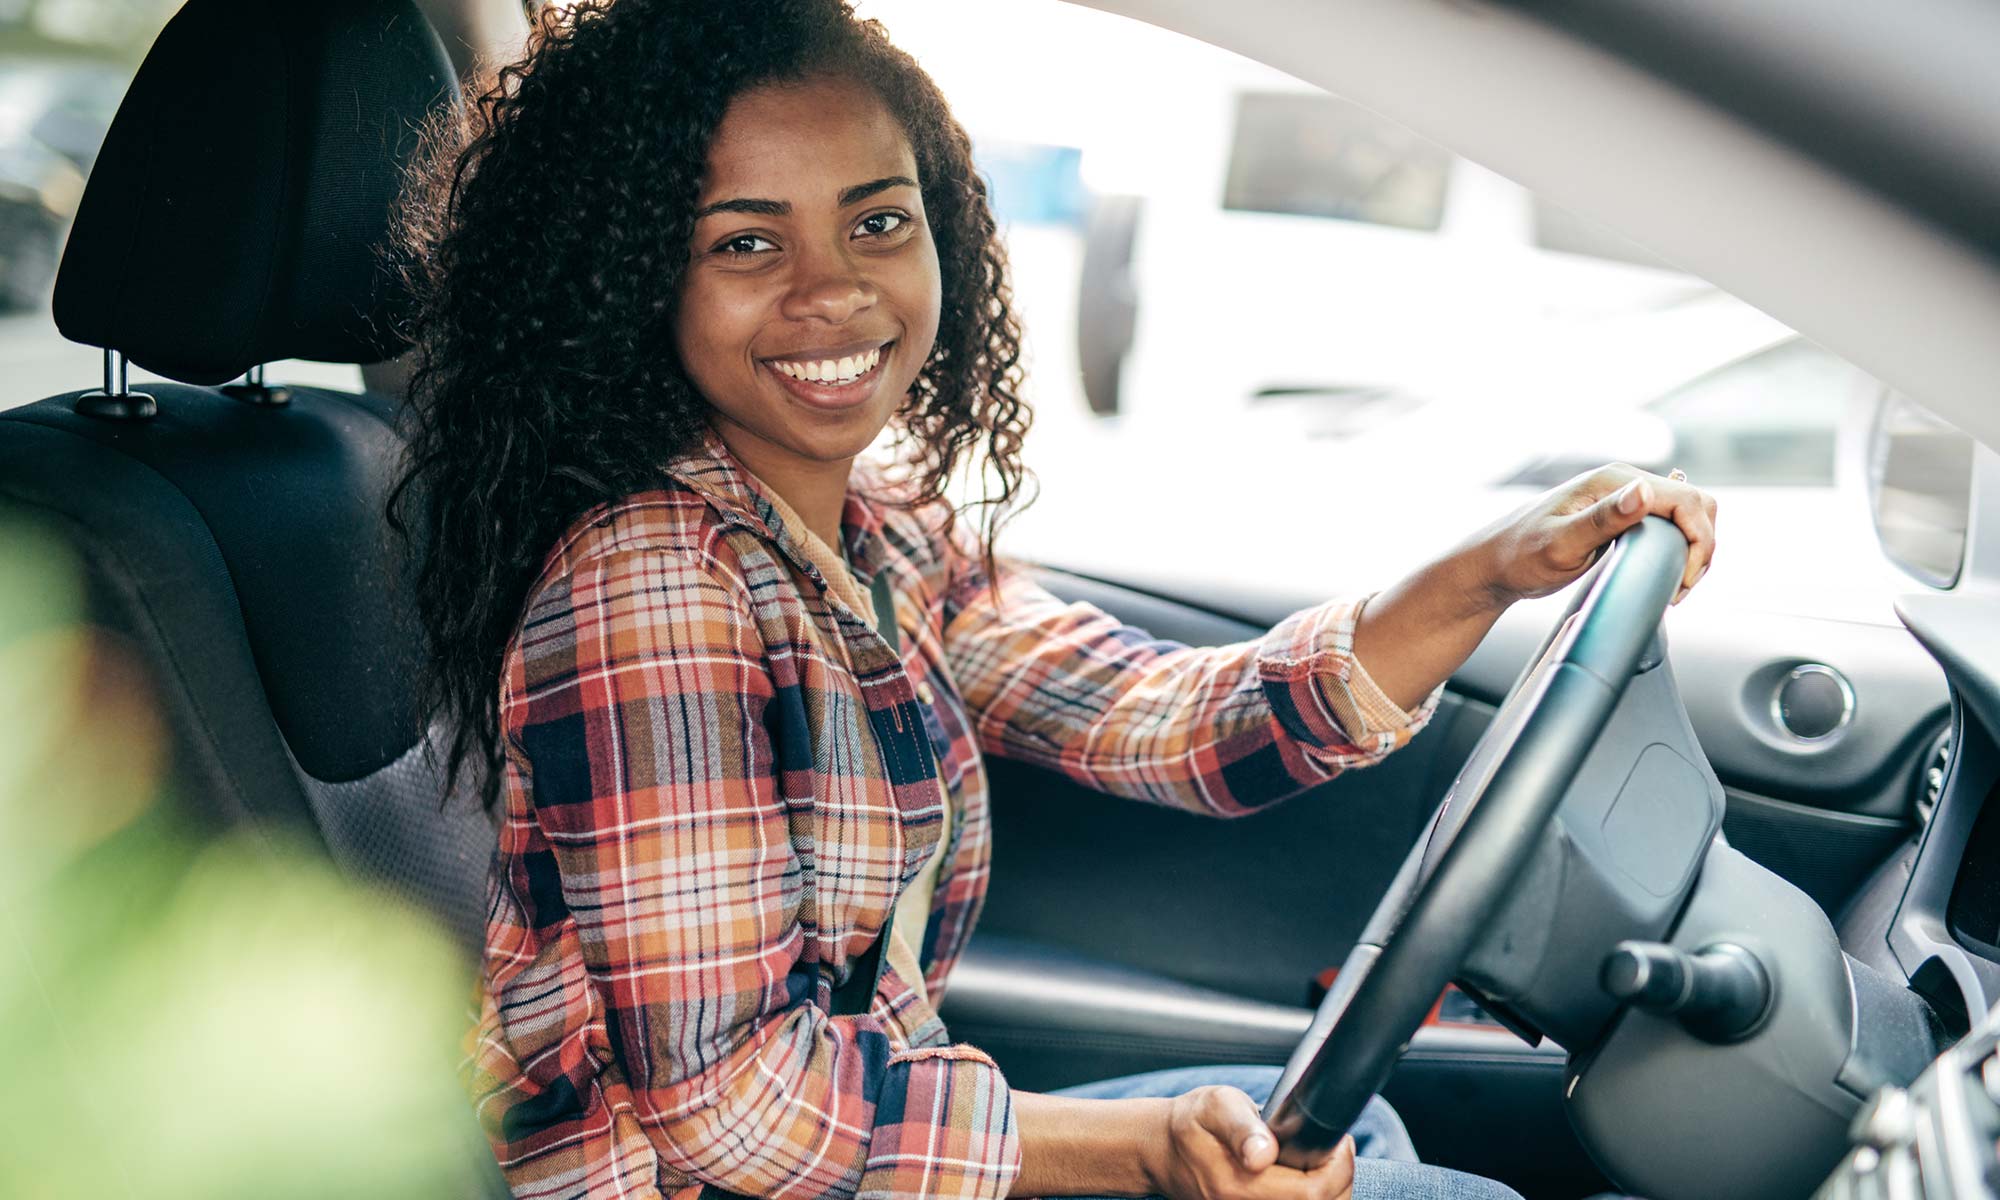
[1263,516,1691,1167]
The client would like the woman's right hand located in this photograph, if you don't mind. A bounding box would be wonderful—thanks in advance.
[1143,1085,1357,1199]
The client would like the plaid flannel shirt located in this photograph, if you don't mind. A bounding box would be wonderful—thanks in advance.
[468,431,1441,1199]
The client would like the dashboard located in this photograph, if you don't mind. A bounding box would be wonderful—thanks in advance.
[1869,591,2000,1038]
[1452,593,1949,918]
[1455,599,1949,816]
[1805,589,2000,1195]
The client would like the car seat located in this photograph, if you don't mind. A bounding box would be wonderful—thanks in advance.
[0,7,509,1192]
[0,0,497,955]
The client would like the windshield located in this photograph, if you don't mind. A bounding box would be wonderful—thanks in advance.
[850,0,1916,623]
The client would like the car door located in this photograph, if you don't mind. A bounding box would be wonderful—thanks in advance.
[853,3,1953,1194]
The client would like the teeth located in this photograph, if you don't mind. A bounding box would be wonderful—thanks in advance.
[773,346,884,385]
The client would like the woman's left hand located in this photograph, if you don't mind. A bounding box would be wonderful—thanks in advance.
[1473,464,1718,608]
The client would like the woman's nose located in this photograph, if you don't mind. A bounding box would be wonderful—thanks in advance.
[780,247,877,324]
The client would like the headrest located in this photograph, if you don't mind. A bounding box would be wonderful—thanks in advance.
[53,0,457,386]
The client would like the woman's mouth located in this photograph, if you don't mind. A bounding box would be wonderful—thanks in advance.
[763,342,891,410]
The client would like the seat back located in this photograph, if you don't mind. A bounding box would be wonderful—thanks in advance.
[0,0,496,951]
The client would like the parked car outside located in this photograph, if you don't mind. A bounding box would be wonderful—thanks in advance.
[0,57,123,311]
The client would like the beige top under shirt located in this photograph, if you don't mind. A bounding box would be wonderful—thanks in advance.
[759,486,952,1006]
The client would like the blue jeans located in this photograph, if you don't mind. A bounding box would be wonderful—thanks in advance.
[1051,1065,1523,1200]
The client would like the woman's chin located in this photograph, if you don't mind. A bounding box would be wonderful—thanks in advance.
[711,407,894,476]
[778,390,907,459]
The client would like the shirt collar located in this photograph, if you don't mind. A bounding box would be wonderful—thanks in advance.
[664,425,891,581]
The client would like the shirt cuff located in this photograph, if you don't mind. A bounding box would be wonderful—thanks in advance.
[1257,592,1443,767]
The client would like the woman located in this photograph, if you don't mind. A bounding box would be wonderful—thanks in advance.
[391,2,1716,1197]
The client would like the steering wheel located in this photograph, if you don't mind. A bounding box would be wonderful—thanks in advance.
[1263,515,1690,1166]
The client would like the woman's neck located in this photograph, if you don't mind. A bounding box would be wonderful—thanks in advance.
[712,421,852,552]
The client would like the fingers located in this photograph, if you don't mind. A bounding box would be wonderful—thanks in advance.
[1186,1088,1356,1198]
[1579,476,1650,543]
[1197,1086,1279,1172]
[1241,1128,1278,1173]
[1256,1134,1357,1200]
[1662,482,1718,604]
[1572,470,1718,605]
[1308,1134,1357,1200]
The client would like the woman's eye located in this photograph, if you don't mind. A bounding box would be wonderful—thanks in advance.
[714,233,777,256]
[856,211,908,238]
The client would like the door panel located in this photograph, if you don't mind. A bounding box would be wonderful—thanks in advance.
[1010,567,1938,958]
[985,570,1482,1007]
[979,731,1464,1008]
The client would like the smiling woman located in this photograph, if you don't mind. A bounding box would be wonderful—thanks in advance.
[384,3,1698,1199]
[675,77,942,547]
[388,0,1032,826]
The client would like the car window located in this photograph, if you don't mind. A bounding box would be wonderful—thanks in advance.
[852,0,1915,618]
[0,5,361,412]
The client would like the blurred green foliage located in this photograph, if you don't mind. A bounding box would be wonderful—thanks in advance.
[0,0,182,63]
[0,522,486,1196]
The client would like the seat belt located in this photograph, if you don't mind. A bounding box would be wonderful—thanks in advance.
[828,568,912,1017]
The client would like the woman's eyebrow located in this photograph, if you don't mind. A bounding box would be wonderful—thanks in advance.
[837,175,918,206]
[692,176,917,222]
[694,197,788,220]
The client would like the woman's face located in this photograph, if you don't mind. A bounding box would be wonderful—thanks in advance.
[675,75,942,486]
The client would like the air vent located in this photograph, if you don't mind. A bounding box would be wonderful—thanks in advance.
[1772,664,1854,743]
[1917,727,1953,822]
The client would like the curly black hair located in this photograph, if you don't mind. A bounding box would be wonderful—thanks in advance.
[388,0,1032,810]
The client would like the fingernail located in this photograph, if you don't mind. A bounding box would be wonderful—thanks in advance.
[1243,1133,1272,1159]
[1617,481,1642,514]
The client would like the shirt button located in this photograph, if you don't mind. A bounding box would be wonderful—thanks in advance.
[916,681,934,705]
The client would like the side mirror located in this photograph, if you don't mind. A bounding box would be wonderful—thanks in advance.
[1866,391,1975,588]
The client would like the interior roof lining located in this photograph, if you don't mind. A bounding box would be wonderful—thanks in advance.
[1499,0,2000,262]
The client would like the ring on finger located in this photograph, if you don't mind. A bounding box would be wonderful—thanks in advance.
[1668,468,1688,483]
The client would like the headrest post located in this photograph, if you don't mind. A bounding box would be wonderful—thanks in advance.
[222,361,292,408]
[75,349,157,422]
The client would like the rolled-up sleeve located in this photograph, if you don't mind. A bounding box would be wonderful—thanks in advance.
[477,547,1018,1199]
[944,561,1441,819]
[1256,589,1443,763]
